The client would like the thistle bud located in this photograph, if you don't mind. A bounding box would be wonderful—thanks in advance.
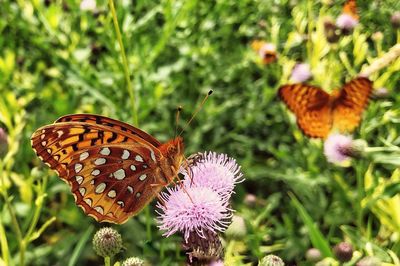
[356,256,381,266]
[305,248,322,262]
[259,255,285,266]
[371,32,383,42]
[92,227,122,258]
[121,257,145,266]
[0,128,8,157]
[225,215,246,239]
[333,242,353,262]
[244,194,257,207]
[391,11,400,29]
[324,19,340,43]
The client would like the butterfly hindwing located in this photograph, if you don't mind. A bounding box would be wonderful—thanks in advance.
[68,143,162,223]
[279,84,332,138]
[332,77,372,133]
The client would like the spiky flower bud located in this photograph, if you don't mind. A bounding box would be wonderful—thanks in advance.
[92,227,122,258]
[305,248,322,262]
[391,11,400,29]
[333,242,353,262]
[259,255,285,266]
[244,194,257,207]
[225,215,246,239]
[324,19,340,43]
[121,257,145,266]
[356,256,381,266]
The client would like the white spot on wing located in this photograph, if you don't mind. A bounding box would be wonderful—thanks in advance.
[95,183,107,194]
[121,150,130,160]
[117,201,125,207]
[100,147,111,156]
[75,175,83,184]
[75,163,83,173]
[107,190,116,198]
[136,192,141,198]
[79,188,86,196]
[84,198,92,206]
[139,174,147,181]
[80,151,89,161]
[94,206,104,215]
[41,141,47,146]
[94,158,106,165]
[114,169,125,180]
[130,165,136,171]
[150,150,156,162]
[91,169,100,176]
[57,130,63,138]
[127,186,133,193]
[135,155,144,162]
[41,134,45,140]
[47,148,52,154]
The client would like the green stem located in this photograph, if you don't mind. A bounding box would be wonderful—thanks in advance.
[107,0,138,126]
[104,256,111,266]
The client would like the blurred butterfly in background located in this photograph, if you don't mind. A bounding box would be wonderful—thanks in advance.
[278,77,372,139]
[31,114,184,224]
[342,0,359,21]
[251,40,277,65]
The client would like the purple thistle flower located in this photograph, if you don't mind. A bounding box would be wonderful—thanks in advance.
[209,260,224,266]
[336,14,358,31]
[182,151,244,196]
[156,186,232,242]
[290,63,312,83]
[80,0,96,11]
[323,134,353,164]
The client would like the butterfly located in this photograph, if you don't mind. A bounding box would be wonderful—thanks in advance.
[31,114,184,224]
[342,0,359,21]
[278,77,372,139]
[251,40,277,65]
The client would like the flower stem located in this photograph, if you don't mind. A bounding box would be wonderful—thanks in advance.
[360,43,400,77]
[107,0,138,126]
[104,256,111,266]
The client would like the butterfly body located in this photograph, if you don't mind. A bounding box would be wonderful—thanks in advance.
[31,114,184,224]
[278,77,372,139]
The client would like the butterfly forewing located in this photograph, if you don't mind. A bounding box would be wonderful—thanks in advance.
[279,84,332,138]
[333,77,372,133]
[55,114,161,146]
[343,0,359,20]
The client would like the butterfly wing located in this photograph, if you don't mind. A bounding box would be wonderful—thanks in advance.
[279,84,332,138]
[343,0,359,20]
[56,114,161,147]
[31,119,164,223]
[332,77,372,133]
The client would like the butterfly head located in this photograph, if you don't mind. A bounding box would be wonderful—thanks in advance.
[160,137,185,172]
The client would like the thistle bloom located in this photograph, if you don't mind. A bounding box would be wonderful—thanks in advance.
[157,186,232,242]
[336,14,358,31]
[290,63,312,83]
[323,134,353,164]
[182,151,244,196]
[80,0,96,11]
[209,260,224,266]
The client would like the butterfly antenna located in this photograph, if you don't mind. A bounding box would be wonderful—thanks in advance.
[178,89,213,136]
[174,106,183,138]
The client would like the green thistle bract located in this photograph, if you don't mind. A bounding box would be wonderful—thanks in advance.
[92,227,122,258]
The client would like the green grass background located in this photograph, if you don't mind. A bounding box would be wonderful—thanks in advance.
[0,0,399,265]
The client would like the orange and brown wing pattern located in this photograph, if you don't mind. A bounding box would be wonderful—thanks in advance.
[56,114,161,147]
[279,84,333,138]
[343,0,359,20]
[332,77,372,133]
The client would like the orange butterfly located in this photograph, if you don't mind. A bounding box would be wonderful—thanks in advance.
[251,40,277,64]
[342,0,359,21]
[31,114,184,224]
[278,77,372,139]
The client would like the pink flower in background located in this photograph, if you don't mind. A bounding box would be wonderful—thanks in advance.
[80,0,96,11]
[182,151,243,197]
[156,186,232,242]
[209,260,224,266]
[290,63,312,83]
[336,14,358,31]
[324,134,353,164]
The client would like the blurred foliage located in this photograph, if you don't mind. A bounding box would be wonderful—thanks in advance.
[0,0,400,265]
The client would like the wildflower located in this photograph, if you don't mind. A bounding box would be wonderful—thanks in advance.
[336,14,358,34]
[372,87,390,99]
[259,255,285,266]
[356,256,381,266]
[182,151,244,197]
[209,260,224,266]
[0,128,8,157]
[121,257,145,266]
[324,134,359,164]
[290,63,312,83]
[157,186,232,242]
[244,193,257,207]
[371,32,383,42]
[333,242,353,262]
[92,227,122,258]
[80,0,96,11]
[391,11,400,29]
[251,40,277,64]
[305,248,322,262]
[225,215,246,239]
